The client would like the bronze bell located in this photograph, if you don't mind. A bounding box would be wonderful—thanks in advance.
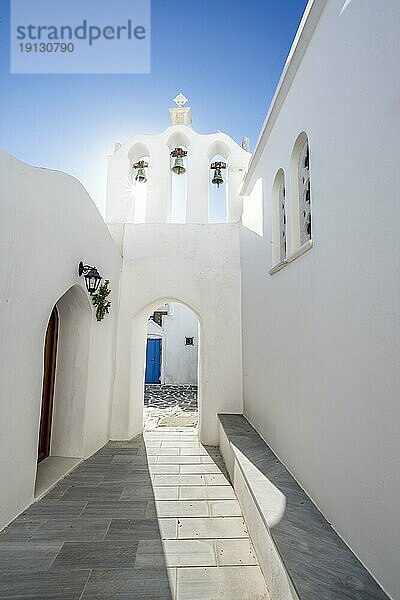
[135,167,147,183]
[171,156,186,175]
[212,168,224,188]
[170,148,188,175]
[133,160,148,184]
[211,161,227,187]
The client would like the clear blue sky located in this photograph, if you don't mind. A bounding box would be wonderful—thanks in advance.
[0,0,307,214]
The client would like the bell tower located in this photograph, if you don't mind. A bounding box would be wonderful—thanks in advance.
[106,94,251,224]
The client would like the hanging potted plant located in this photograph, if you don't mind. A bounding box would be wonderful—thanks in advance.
[91,279,112,322]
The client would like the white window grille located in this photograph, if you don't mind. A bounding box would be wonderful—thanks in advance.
[279,176,287,261]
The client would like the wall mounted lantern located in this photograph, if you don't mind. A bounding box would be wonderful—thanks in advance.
[132,160,148,184]
[78,261,102,295]
[211,161,227,188]
[170,148,187,175]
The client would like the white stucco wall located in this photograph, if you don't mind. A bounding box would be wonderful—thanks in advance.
[110,223,243,445]
[0,152,121,530]
[162,303,198,385]
[240,1,400,598]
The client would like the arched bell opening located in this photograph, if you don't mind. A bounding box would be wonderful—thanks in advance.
[209,153,228,223]
[169,145,188,223]
[128,143,151,224]
[131,154,150,223]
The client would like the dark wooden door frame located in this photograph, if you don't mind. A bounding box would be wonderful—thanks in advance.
[37,306,59,463]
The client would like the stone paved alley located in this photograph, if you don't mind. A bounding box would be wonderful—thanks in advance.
[0,429,269,599]
[144,385,199,430]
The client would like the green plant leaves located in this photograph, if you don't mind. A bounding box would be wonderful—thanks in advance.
[91,279,111,322]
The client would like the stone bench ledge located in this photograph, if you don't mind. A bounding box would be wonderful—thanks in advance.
[218,413,389,600]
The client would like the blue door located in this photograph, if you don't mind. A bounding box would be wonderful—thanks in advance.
[145,338,161,383]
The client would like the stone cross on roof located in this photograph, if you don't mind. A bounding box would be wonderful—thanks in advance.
[173,93,188,108]
[169,92,192,126]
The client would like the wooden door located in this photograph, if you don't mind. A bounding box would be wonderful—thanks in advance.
[38,307,59,463]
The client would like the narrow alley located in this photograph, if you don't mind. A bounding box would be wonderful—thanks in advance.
[0,430,269,599]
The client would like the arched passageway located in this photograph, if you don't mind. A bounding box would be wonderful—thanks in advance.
[143,301,199,431]
[122,297,204,441]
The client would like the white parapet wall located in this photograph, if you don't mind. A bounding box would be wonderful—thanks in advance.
[0,151,122,530]
[240,1,400,597]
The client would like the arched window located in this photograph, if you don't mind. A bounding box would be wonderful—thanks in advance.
[290,132,312,253]
[271,169,287,267]
[298,138,311,245]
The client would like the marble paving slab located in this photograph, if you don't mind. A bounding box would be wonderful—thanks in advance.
[0,429,269,599]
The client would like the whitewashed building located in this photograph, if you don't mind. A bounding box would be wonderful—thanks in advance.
[146,302,199,385]
[0,1,399,598]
